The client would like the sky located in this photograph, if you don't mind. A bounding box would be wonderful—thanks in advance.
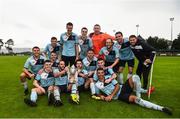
[0,0,179,48]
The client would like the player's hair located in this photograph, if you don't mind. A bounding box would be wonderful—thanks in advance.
[115,31,123,36]
[87,48,94,52]
[129,35,137,39]
[32,46,40,50]
[44,60,51,64]
[66,22,73,27]
[75,59,82,65]
[97,58,104,62]
[94,24,101,28]
[106,38,114,44]
[51,37,57,41]
[81,27,88,31]
[51,51,57,54]
[97,67,104,72]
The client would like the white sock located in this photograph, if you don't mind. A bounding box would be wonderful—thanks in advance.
[90,82,95,95]
[71,83,77,94]
[132,75,141,98]
[118,73,123,84]
[48,90,53,99]
[30,91,37,102]
[22,82,28,89]
[54,89,60,100]
[135,97,163,111]
[140,88,147,93]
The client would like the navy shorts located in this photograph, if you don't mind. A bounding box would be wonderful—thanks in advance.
[105,61,119,73]
[56,85,68,93]
[119,59,135,67]
[118,79,133,103]
[42,86,49,93]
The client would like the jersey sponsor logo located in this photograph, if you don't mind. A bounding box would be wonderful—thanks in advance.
[131,45,143,50]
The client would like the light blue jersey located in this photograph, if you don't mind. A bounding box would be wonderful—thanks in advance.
[51,59,59,70]
[93,68,114,81]
[95,78,121,100]
[60,32,79,56]
[24,55,45,74]
[35,69,54,87]
[99,46,119,62]
[82,57,97,72]
[77,69,88,86]
[44,43,61,59]
[114,38,134,60]
[53,68,68,86]
[79,36,93,59]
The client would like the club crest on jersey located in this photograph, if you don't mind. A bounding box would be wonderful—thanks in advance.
[63,35,68,41]
[31,60,37,65]
[104,50,109,55]
[85,61,90,66]
[79,39,84,45]
[116,44,121,49]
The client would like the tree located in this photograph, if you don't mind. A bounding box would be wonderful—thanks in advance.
[171,33,180,50]
[0,39,4,50]
[146,36,168,50]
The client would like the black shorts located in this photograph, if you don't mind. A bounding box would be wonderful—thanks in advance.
[118,79,133,103]
[105,61,119,73]
[119,59,135,67]
[42,86,49,93]
[61,55,76,66]
[56,85,68,93]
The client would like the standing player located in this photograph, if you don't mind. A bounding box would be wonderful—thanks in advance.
[43,37,61,60]
[129,35,156,89]
[24,60,54,107]
[89,24,115,57]
[79,27,93,60]
[94,68,172,115]
[99,38,119,72]
[19,46,45,95]
[114,32,135,84]
[53,60,69,106]
[60,22,79,66]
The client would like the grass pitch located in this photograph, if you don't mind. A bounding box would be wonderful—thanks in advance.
[0,56,179,118]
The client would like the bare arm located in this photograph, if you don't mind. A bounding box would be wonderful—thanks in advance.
[104,84,119,101]
[110,58,119,68]
[23,68,34,78]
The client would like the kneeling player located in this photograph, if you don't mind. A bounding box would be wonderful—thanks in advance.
[24,60,54,107]
[75,59,89,91]
[94,68,172,115]
[20,46,45,95]
[53,60,69,106]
